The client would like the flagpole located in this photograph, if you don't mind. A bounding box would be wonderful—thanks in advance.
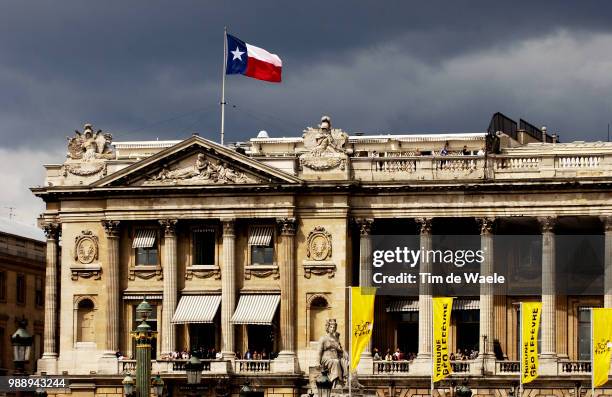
[591,308,594,397]
[519,303,523,397]
[349,287,352,397]
[220,26,228,145]
[431,298,434,397]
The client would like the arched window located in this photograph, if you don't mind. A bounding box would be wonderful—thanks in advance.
[309,296,329,342]
[76,299,95,343]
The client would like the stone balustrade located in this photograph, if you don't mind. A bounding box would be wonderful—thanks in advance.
[373,360,411,375]
[558,360,592,375]
[235,359,272,373]
[450,361,472,374]
[495,361,520,375]
[352,152,612,182]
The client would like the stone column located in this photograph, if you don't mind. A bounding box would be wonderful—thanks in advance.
[41,222,60,370]
[477,218,495,373]
[414,218,433,373]
[601,216,612,308]
[159,219,178,355]
[274,217,298,373]
[538,216,557,363]
[102,221,121,354]
[355,218,374,374]
[221,219,236,359]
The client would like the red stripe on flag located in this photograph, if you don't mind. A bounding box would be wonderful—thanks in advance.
[245,56,282,83]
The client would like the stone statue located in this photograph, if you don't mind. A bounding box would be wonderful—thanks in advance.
[67,124,113,161]
[318,319,350,388]
[300,116,348,171]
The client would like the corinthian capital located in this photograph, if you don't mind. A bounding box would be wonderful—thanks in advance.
[415,218,433,235]
[354,218,374,236]
[159,219,178,236]
[477,217,495,235]
[277,217,297,236]
[537,216,556,233]
[42,222,60,240]
[222,219,235,236]
[101,220,121,237]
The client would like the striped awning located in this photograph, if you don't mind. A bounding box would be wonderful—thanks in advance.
[171,295,221,324]
[193,226,215,233]
[231,294,280,325]
[454,299,479,310]
[248,226,273,246]
[387,299,418,312]
[123,294,163,301]
[386,298,479,312]
[132,229,156,248]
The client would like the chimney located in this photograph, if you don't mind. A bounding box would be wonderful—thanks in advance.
[541,126,547,143]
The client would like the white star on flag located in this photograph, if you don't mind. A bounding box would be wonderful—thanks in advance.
[231,46,244,61]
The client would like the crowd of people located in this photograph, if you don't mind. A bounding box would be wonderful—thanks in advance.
[372,347,479,361]
[235,349,277,360]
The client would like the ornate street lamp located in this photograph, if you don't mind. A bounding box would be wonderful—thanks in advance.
[131,298,157,397]
[152,374,164,397]
[11,319,32,375]
[122,374,135,397]
[455,379,473,397]
[315,370,333,397]
[239,381,263,397]
[184,356,203,385]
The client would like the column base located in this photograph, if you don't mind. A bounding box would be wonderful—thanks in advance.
[97,352,119,374]
[538,354,559,375]
[356,352,373,375]
[271,351,299,373]
[221,351,236,361]
[410,354,432,376]
[37,354,58,375]
[477,352,496,375]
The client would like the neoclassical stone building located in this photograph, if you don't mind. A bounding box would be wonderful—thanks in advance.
[32,115,612,396]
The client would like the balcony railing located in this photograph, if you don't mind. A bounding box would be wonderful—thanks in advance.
[373,360,411,374]
[451,361,471,373]
[351,152,612,182]
[118,359,213,374]
[558,361,591,375]
[495,361,520,374]
[235,360,271,373]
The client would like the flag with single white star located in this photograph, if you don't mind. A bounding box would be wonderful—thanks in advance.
[226,34,282,83]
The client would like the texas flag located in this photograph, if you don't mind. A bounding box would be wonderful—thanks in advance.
[226,34,282,83]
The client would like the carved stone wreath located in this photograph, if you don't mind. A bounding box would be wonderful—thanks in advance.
[63,162,107,177]
[74,230,99,264]
[306,226,332,261]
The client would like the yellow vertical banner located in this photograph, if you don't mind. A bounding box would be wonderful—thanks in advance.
[592,308,612,388]
[432,297,454,383]
[521,302,542,384]
[350,287,376,371]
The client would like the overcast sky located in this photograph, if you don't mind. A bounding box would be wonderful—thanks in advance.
[2,1,612,224]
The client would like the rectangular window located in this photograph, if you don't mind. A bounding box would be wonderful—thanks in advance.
[0,271,6,302]
[249,226,274,266]
[35,276,44,307]
[136,247,158,266]
[578,308,591,361]
[193,230,215,266]
[133,229,158,266]
[16,274,26,304]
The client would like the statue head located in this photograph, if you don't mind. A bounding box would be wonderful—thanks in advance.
[325,318,337,334]
[320,116,331,132]
[83,124,93,138]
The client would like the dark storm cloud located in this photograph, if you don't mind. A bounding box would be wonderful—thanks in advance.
[1,0,612,150]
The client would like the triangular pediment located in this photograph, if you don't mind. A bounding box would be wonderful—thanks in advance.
[92,136,302,187]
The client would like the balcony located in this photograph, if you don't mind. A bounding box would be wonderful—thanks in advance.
[495,361,519,375]
[235,359,271,373]
[558,360,591,375]
[373,360,410,375]
[350,151,612,182]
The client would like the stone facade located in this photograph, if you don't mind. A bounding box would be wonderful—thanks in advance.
[32,118,612,396]
[0,219,46,375]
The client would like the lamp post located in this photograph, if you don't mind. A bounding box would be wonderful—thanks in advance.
[455,379,472,397]
[152,374,164,397]
[11,319,33,375]
[184,356,203,385]
[131,298,157,397]
[315,370,333,397]
[122,374,135,397]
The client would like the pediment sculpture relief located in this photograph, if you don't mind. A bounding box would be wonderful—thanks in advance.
[63,124,114,177]
[143,153,260,185]
[299,116,348,171]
